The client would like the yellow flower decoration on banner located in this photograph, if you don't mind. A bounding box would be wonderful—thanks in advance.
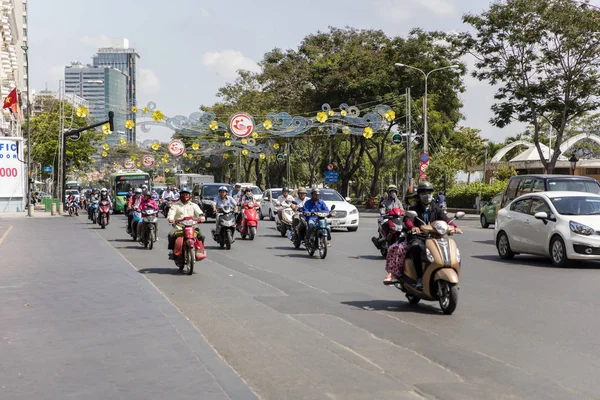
[251,132,259,138]
[130,156,137,162]
[259,153,266,160]
[328,110,335,116]
[182,153,188,159]
[316,111,328,123]
[142,107,149,114]
[102,135,107,141]
[342,127,351,135]
[152,110,164,122]
[185,167,190,172]
[273,143,280,149]
[102,144,110,151]
[102,123,112,134]
[161,156,169,163]
[191,142,199,150]
[263,120,273,130]
[76,106,88,118]
[223,153,229,159]
[151,142,160,151]
[205,162,211,168]
[120,138,127,146]
[196,156,202,160]
[385,110,396,122]
[225,140,232,147]
[242,149,249,156]
[101,151,108,158]
[363,127,374,139]
[241,138,248,145]
[164,168,170,173]
[90,159,95,163]
[341,110,347,117]
[209,121,218,131]
[125,120,135,129]
[224,132,231,138]
[137,162,142,167]
[131,106,138,113]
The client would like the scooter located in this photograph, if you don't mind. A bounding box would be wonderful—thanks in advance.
[212,205,236,249]
[130,209,142,241]
[67,201,78,217]
[173,217,206,275]
[275,201,294,237]
[98,199,111,228]
[393,211,464,315]
[371,207,405,257]
[305,205,335,259]
[290,210,306,249]
[138,208,159,249]
[89,199,99,224]
[162,199,172,218]
[237,201,259,240]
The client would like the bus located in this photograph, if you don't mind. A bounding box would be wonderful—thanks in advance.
[109,170,150,213]
[66,181,80,191]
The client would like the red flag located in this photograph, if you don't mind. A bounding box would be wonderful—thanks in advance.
[3,88,17,114]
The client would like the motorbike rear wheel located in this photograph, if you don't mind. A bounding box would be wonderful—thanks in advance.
[149,230,155,250]
[438,281,458,315]
[225,230,233,250]
[68,207,73,216]
[279,225,287,237]
[318,235,328,259]
[249,226,256,240]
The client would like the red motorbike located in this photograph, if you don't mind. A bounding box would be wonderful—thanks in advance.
[371,207,406,257]
[237,201,259,240]
[98,200,111,229]
[173,217,206,275]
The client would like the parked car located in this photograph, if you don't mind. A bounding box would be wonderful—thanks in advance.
[259,188,282,221]
[501,174,600,208]
[480,192,503,228]
[196,183,234,219]
[495,191,600,266]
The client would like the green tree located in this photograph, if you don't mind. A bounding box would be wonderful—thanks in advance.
[450,126,486,184]
[457,0,600,173]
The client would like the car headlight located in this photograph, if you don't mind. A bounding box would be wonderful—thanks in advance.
[456,249,461,263]
[569,221,595,236]
[349,208,358,215]
[433,221,449,236]
[426,248,435,263]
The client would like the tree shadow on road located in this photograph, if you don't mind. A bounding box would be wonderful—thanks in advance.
[472,240,494,245]
[348,254,383,261]
[138,267,184,275]
[108,239,136,243]
[471,254,600,269]
[274,253,309,258]
[342,299,442,315]
[265,246,300,251]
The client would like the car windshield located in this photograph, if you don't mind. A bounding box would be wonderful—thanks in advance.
[551,196,600,215]
[115,178,149,196]
[252,187,262,195]
[319,190,344,201]
[202,185,233,198]
[66,190,78,196]
[547,179,600,194]
[271,190,282,199]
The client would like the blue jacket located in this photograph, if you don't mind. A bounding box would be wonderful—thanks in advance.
[301,199,330,222]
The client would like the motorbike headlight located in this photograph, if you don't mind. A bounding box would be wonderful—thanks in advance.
[433,221,449,236]
[426,248,435,263]
[569,221,595,236]
[349,208,358,215]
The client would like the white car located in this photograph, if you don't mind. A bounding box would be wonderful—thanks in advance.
[316,189,359,232]
[236,183,263,203]
[259,188,283,221]
[495,191,600,266]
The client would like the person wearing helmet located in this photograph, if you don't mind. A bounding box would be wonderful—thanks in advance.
[213,185,238,233]
[167,187,205,259]
[435,190,446,206]
[372,185,405,250]
[232,184,243,201]
[160,186,175,213]
[87,189,100,220]
[291,187,308,240]
[301,188,330,246]
[404,187,419,208]
[99,188,112,206]
[276,186,294,222]
[404,181,462,289]
[236,186,255,224]
[127,188,144,233]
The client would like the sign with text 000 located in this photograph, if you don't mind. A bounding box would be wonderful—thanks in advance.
[0,139,24,198]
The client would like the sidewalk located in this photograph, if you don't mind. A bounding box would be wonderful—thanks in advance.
[0,218,257,400]
[0,211,60,219]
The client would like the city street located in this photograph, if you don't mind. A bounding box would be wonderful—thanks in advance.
[3,212,600,399]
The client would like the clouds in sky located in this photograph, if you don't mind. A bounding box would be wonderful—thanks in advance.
[375,0,456,22]
[201,50,261,82]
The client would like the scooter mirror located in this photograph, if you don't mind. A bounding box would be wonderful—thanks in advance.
[330,204,336,211]
[405,210,418,219]
[455,211,465,219]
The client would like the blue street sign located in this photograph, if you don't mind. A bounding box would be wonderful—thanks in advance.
[43,166,52,172]
[324,171,339,183]
[420,153,429,163]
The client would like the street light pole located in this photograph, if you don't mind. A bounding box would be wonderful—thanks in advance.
[395,63,459,155]
[22,45,31,209]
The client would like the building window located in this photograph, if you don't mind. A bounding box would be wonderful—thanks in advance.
[24,66,27,75]
[22,2,26,11]
[23,28,27,37]
[586,168,600,174]
[23,15,26,24]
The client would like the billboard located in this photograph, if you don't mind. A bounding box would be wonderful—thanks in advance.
[0,137,25,199]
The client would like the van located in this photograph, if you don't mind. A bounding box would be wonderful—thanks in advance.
[501,174,600,208]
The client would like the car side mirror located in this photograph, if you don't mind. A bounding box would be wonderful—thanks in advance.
[534,211,548,220]
[330,205,336,211]
[405,210,418,219]
[345,197,351,202]
[454,211,465,219]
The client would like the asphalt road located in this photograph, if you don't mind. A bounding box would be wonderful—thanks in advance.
[33,212,600,399]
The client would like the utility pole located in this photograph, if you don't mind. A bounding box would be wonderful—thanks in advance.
[477,147,488,214]
[286,141,291,186]
[406,88,413,189]
[57,80,64,212]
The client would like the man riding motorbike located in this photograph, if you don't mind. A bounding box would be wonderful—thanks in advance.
[88,189,99,220]
[236,186,255,224]
[99,188,112,207]
[302,188,331,246]
[231,184,242,201]
[405,181,462,289]
[127,188,143,233]
[291,187,308,240]
[167,187,205,259]
[213,186,238,233]
[276,186,294,221]
[67,193,79,215]
[435,190,446,206]
[372,185,404,249]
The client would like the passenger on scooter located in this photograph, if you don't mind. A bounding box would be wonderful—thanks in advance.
[213,186,238,232]
[127,188,143,233]
[405,182,462,290]
[167,187,205,259]
[276,186,294,221]
[302,188,331,246]
[372,185,404,249]
[99,188,112,208]
[236,186,255,224]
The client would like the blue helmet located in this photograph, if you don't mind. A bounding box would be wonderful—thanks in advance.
[218,185,228,193]
[180,187,191,195]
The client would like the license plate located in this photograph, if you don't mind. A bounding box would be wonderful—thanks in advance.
[331,219,344,225]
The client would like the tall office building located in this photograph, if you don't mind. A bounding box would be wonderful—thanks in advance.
[92,39,139,143]
[64,62,127,146]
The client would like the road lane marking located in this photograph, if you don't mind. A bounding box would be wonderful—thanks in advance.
[0,225,13,245]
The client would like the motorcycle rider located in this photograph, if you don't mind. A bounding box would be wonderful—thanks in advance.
[127,188,143,234]
[231,184,242,201]
[161,186,175,212]
[276,186,294,221]
[302,188,331,246]
[405,187,419,208]
[88,189,99,220]
[167,187,205,259]
[236,186,255,224]
[67,192,79,215]
[291,187,308,240]
[213,186,238,232]
[435,190,446,205]
[139,190,159,241]
[405,181,463,290]
[372,185,404,249]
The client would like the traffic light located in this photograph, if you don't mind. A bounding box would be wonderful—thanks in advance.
[108,111,115,132]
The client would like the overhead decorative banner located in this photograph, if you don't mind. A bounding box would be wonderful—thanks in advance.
[229,113,254,138]
[168,139,185,156]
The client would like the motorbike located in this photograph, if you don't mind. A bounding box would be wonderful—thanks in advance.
[275,201,295,237]
[89,199,99,224]
[237,201,259,240]
[130,209,142,241]
[97,199,111,228]
[371,207,405,257]
[304,205,335,259]
[137,208,159,249]
[290,207,305,249]
[212,205,236,249]
[173,217,206,275]
[393,210,464,315]
[67,201,78,217]
[162,199,172,218]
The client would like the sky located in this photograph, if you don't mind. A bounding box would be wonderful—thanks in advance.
[29,0,600,144]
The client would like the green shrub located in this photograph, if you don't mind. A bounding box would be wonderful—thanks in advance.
[446,180,507,208]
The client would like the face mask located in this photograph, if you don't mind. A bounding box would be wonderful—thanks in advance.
[390,192,397,199]
[420,193,433,204]
[181,195,190,202]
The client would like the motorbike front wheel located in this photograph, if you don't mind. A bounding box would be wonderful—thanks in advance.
[280,225,287,237]
[101,216,106,229]
[438,281,458,315]
[318,234,328,259]
[225,230,233,250]
[149,228,155,250]
[249,226,256,240]
[184,247,194,275]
